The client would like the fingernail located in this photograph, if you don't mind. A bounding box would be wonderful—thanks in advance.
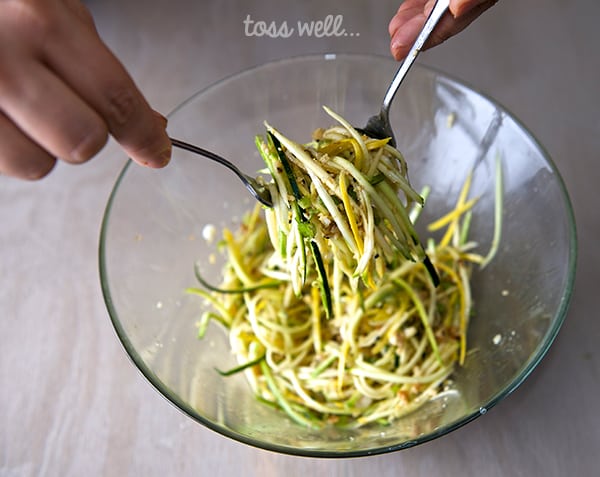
[390,33,409,60]
[159,143,172,167]
[390,43,402,61]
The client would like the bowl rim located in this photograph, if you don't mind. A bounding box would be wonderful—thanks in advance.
[99,52,578,458]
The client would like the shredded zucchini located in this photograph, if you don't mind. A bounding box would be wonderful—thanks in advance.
[189,108,503,428]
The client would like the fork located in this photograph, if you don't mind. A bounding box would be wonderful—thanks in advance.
[358,0,450,146]
[169,1,449,209]
[170,138,273,207]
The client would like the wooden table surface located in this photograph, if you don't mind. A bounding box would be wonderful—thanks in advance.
[2,1,598,475]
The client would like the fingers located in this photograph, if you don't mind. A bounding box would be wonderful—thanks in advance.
[0,0,171,181]
[0,56,109,165]
[388,1,429,60]
[422,0,498,52]
[0,111,56,180]
[450,0,496,18]
[41,5,171,168]
[389,0,499,60]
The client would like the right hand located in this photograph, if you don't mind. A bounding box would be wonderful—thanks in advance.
[389,0,499,61]
[0,0,172,180]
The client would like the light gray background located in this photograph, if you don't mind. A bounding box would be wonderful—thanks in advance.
[1,0,598,475]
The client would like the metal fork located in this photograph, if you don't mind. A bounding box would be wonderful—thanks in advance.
[358,0,450,146]
[170,138,273,207]
[169,2,449,209]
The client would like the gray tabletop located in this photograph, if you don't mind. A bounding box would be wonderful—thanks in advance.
[1,1,598,475]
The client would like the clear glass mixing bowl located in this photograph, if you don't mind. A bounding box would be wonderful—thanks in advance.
[99,54,577,457]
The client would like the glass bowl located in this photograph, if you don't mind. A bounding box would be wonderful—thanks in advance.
[99,54,576,457]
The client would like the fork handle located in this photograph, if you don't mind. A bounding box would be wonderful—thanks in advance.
[170,137,273,207]
[381,0,450,117]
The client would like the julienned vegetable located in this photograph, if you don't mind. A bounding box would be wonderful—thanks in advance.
[258,106,439,311]
[187,108,503,428]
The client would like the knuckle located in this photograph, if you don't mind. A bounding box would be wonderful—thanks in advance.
[105,85,141,128]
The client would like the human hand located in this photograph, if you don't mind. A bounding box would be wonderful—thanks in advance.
[0,0,171,180]
[389,0,498,60]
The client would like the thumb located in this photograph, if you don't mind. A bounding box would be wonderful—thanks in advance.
[124,109,172,169]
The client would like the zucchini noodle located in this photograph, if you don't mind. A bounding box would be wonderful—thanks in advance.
[188,108,503,429]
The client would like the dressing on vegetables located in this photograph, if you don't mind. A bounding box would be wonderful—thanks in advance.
[188,107,502,428]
